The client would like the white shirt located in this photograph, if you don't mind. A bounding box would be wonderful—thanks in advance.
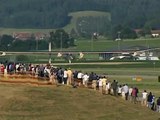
[129,88,133,95]
[142,92,148,99]
[16,64,19,70]
[77,72,83,79]
[106,82,111,89]
[44,68,50,76]
[123,85,129,94]
[118,87,122,93]
[63,70,68,78]
[83,74,89,81]
[99,79,103,87]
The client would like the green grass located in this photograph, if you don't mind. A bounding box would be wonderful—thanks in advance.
[54,61,160,72]
[0,84,159,120]
[74,38,160,51]
[14,38,160,62]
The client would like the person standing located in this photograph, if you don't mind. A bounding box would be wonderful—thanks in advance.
[151,95,156,111]
[98,77,103,94]
[57,68,63,84]
[132,87,137,104]
[67,68,73,85]
[102,76,107,94]
[89,72,94,82]
[123,84,129,100]
[156,97,160,113]
[77,71,83,86]
[111,80,118,96]
[147,92,153,109]
[0,63,5,74]
[92,73,98,90]
[82,73,89,87]
[141,90,148,106]
[49,72,56,85]
[106,81,111,95]
[128,86,133,102]
[117,85,122,96]
[63,69,68,84]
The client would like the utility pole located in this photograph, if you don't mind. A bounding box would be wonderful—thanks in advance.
[91,33,93,51]
[153,62,156,71]
[118,40,120,51]
[36,39,38,51]
[117,31,121,51]
[145,39,149,48]
[48,42,52,64]
[60,32,63,52]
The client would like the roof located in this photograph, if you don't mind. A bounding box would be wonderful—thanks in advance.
[13,32,33,40]
[151,30,160,34]
[13,32,48,40]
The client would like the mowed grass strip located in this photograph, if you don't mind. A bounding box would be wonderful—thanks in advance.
[0,84,159,120]
[75,38,160,51]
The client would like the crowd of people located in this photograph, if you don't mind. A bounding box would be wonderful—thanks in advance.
[0,62,160,113]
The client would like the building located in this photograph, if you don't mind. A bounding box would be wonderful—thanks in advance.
[34,32,48,40]
[13,32,33,40]
[151,30,160,37]
[13,32,48,41]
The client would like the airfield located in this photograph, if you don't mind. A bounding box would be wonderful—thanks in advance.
[0,38,160,120]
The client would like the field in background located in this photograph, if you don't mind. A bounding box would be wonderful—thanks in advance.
[74,38,160,51]
[1,37,159,63]
[0,28,53,35]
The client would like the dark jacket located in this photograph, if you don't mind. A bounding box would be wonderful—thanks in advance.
[147,94,153,102]
[157,98,160,105]
[111,81,118,89]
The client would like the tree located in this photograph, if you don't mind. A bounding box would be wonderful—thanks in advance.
[111,25,123,40]
[70,28,78,38]
[111,25,137,39]
[49,29,75,49]
[143,25,151,35]
[121,27,137,39]
[0,35,14,51]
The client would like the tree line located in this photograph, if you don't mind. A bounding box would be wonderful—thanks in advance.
[0,0,159,30]
[0,29,74,51]
[0,0,159,40]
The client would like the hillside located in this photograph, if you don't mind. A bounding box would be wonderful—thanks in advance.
[64,11,111,34]
[0,0,159,30]
[0,11,111,35]
[0,84,159,120]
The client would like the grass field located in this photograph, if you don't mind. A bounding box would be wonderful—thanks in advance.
[0,84,159,120]
[74,38,160,51]
[0,28,53,35]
